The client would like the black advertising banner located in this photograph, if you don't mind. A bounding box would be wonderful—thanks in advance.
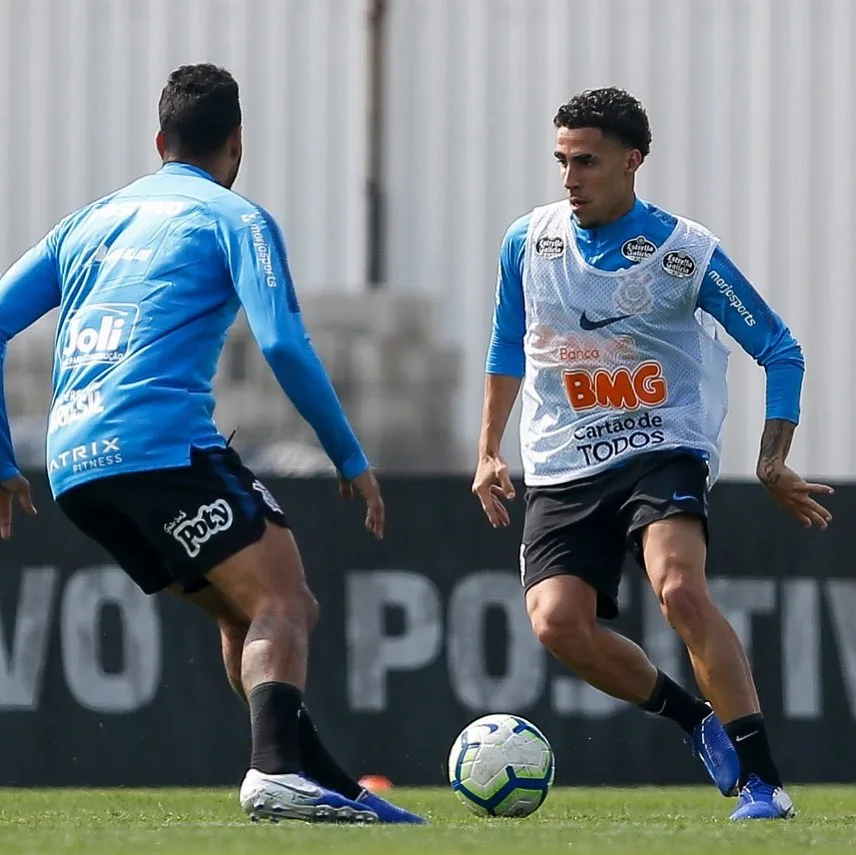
[1,473,854,787]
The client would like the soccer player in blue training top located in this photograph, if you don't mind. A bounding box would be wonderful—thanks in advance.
[0,63,425,826]
[472,86,834,821]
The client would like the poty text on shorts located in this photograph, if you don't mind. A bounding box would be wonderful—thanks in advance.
[171,499,234,558]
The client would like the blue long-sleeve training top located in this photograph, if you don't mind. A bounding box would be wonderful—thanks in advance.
[487,197,804,424]
[0,161,369,496]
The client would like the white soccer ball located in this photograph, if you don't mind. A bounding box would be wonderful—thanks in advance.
[448,713,555,817]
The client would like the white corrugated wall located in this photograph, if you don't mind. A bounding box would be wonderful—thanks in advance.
[1,0,854,478]
[383,0,856,479]
[0,0,368,290]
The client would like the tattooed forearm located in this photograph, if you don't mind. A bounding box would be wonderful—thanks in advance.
[756,419,795,484]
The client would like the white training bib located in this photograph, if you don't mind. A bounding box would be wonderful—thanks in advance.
[519,201,730,487]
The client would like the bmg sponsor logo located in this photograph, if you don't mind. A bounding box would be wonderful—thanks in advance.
[60,304,139,369]
[563,361,668,412]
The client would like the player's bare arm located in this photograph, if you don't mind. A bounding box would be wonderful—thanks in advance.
[472,374,521,528]
[756,418,833,529]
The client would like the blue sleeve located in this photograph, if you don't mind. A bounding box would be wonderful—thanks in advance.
[698,246,804,423]
[218,205,369,480]
[0,233,63,479]
[485,214,529,377]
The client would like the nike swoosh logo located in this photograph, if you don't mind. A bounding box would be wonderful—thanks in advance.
[579,311,631,331]
[261,775,322,797]
[672,493,696,503]
[735,731,758,742]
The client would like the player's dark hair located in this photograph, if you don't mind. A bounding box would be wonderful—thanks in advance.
[553,87,652,158]
[158,63,241,157]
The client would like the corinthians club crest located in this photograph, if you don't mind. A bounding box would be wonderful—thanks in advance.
[614,271,654,316]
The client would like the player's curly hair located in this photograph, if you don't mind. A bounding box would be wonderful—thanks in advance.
[553,87,652,158]
[159,63,241,157]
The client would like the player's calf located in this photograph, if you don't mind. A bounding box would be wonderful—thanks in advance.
[642,517,784,801]
[201,523,335,820]
[526,576,659,702]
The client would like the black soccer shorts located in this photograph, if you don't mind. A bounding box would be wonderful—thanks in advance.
[56,446,289,595]
[519,449,710,620]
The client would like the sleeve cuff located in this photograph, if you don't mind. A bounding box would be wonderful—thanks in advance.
[0,463,20,481]
[339,449,371,481]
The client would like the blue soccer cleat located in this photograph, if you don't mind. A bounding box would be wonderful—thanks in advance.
[239,769,379,823]
[356,789,428,824]
[690,708,740,797]
[730,774,796,820]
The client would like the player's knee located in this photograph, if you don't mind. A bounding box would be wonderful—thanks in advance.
[528,601,596,666]
[246,583,318,640]
[279,585,319,632]
[657,574,710,638]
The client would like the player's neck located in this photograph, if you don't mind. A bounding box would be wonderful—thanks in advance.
[574,194,638,232]
[162,155,228,187]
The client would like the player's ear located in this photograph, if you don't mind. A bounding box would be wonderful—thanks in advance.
[626,148,643,175]
[155,130,167,160]
[228,126,243,161]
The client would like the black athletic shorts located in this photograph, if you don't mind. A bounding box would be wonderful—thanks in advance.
[57,446,289,596]
[520,449,710,620]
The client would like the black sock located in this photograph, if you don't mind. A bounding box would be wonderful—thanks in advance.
[248,681,303,775]
[638,670,711,735]
[724,713,782,789]
[298,705,363,799]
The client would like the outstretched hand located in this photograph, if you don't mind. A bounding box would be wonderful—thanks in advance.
[759,463,833,530]
[471,454,516,528]
[0,474,37,540]
[339,469,385,540]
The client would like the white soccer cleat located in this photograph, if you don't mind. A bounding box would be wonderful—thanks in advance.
[239,769,379,824]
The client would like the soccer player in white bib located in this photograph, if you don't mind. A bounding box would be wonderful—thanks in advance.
[472,87,833,820]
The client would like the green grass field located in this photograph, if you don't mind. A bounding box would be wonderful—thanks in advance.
[1,786,854,854]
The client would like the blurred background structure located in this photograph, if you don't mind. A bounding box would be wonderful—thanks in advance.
[1,0,854,479]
